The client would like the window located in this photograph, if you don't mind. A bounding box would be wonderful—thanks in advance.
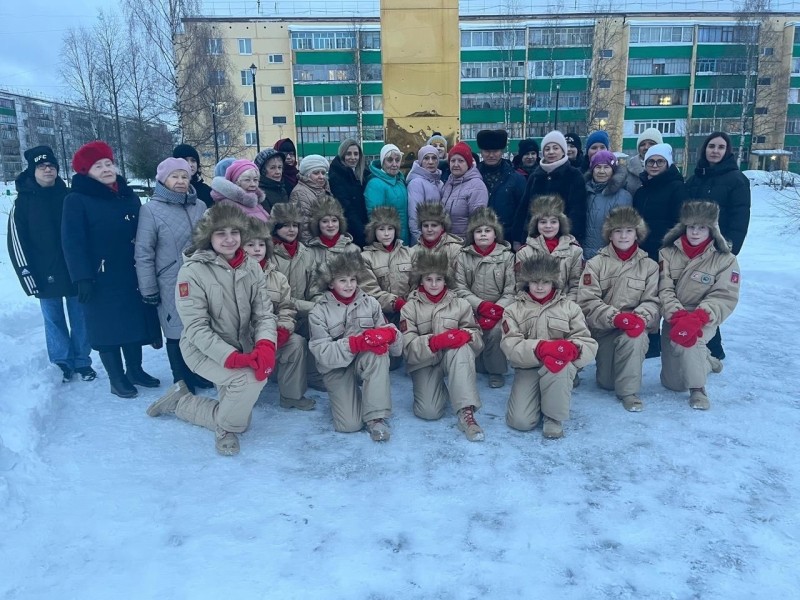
[693,88,754,105]
[596,110,609,119]
[461,93,524,110]
[527,91,588,109]
[626,89,689,106]
[528,26,593,47]
[293,64,354,82]
[689,118,744,135]
[361,95,383,111]
[762,47,774,56]
[528,59,591,78]
[600,49,613,58]
[240,70,253,86]
[787,118,800,134]
[755,135,766,143]
[786,146,800,161]
[634,120,677,135]
[245,131,258,146]
[217,132,230,146]
[361,63,382,81]
[758,77,771,86]
[598,79,612,89]
[629,26,693,44]
[460,29,525,48]
[291,31,357,50]
[209,70,226,86]
[628,58,691,76]
[360,31,381,49]
[207,38,223,55]
[272,116,287,124]
[238,38,252,55]
[527,120,586,138]
[268,54,283,64]
[461,61,525,79]
[461,122,523,138]
[295,95,358,113]
[243,101,256,116]
[790,89,800,103]
[755,106,768,115]
[791,57,800,74]
[297,125,383,143]
[697,25,755,44]
[695,58,752,74]
[270,86,285,94]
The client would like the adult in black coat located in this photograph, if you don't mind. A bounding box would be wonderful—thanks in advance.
[62,141,160,399]
[328,138,369,247]
[514,130,587,245]
[173,143,213,208]
[476,129,526,242]
[685,131,751,360]
[254,148,290,211]
[7,146,94,382]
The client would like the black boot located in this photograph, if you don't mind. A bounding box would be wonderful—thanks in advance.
[165,339,194,393]
[706,328,725,361]
[99,349,138,398]
[645,332,661,359]
[122,344,161,388]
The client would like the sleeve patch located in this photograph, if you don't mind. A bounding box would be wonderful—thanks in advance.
[502,320,510,334]
[730,271,740,284]
[659,260,664,272]
[583,273,592,286]
[399,319,408,332]
[178,282,190,298]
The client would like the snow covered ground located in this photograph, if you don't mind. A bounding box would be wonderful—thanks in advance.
[1,184,799,599]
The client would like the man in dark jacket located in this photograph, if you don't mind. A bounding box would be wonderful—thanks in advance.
[7,146,95,382]
[173,143,213,208]
[565,132,583,169]
[476,129,526,244]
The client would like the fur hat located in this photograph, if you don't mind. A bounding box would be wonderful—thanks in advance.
[241,217,274,259]
[365,205,401,244]
[448,142,474,169]
[517,138,539,156]
[528,195,571,237]
[564,133,582,152]
[645,144,673,167]
[268,201,302,236]
[189,203,250,254]
[72,141,114,175]
[517,254,562,289]
[662,201,730,252]
[409,249,454,288]
[254,148,285,171]
[636,128,663,150]
[309,197,348,238]
[416,202,451,232]
[602,206,649,244]
[476,129,508,151]
[466,206,504,245]
[316,252,367,291]
[25,145,59,174]
[586,130,610,150]
[156,157,191,184]
[541,131,568,156]
[299,154,329,177]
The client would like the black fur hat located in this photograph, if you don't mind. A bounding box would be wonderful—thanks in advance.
[476,129,508,151]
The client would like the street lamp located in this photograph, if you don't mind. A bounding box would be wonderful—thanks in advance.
[250,63,260,152]
[322,134,326,158]
[210,102,220,164]
[553,83,561,131]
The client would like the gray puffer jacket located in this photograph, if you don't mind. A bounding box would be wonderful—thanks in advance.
[625,155,645,197]
[583,169,633,260]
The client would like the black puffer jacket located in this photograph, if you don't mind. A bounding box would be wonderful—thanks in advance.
[685,154,750,255]
[478,159,526,242]
[192,175,213,208]
[328,156,369,247]
[259,177,290,212]
[633,165,688,260]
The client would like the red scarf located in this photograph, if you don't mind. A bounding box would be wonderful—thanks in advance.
[681,235,713,259]
[275,237,298,258]
[473,241,496,256]
[320,232,341,248]
[382,241,396,252]
[613,243,638,261]
[422,231,445,249]
[227,248,246,269]
[544,237,559,253]
[331,289,356,305]
[259,258,267,270]
[108,182,119,193]
[419,286,447,304]
[528,288,556,305]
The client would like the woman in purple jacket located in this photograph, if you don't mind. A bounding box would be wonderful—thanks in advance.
[441,142,488,237]
[406,144,444,243]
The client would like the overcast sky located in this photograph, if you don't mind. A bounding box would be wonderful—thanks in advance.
[0,0,109,100]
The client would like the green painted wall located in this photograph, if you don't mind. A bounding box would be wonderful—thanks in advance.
[294,50,382,65]
[787,104,800,117]
[691,104,748,118]
[461,49,527,62]
[527,47,593,60]
[294,83,383,96]
[696,45,748,58]
[624,106,688,119]
[295,114,357,126]
[694,75,747,88]
[461,80,526,93]
[461,108,524,123]
[528,78,588,92]
[628,46,693,59]
[626,75,691,90]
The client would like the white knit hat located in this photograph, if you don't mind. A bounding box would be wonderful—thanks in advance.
[637,127,663,149]
[540,131,568,155]
[644,143,673,167]
[380,143,401,165]
[299,154,329,176]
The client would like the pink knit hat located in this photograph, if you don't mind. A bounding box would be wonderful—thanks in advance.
[225,159,259,183]
[417,145,440,164]
[156,157,191,183]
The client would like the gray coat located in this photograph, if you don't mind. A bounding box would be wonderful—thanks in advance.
[625,155,645,197]
[135,182,206,339]
[584,169,633,260]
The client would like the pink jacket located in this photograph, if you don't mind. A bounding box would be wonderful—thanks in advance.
[441,166,488,236]
[210,176,270,222]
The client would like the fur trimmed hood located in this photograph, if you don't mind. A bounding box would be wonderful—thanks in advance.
[466,206,504,245]
[187,203,250,255]
[267,202,302,236]
[409,249,454,288]
[516,254,562,289]
[365,205,402,244]
[309,197,348,238]
[528,194,571,237]
[416,202,451,232]
[662,201,731,253]
[602,206,649,244]
[585,167,627,196]
[315,251,367,291]
[241,217,275,260]
[210,176,265,208]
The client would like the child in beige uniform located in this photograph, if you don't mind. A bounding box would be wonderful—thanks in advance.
[578,207,660,412]
[658,201,740,410]
[400,250,485,441]
[308,253,403,441]
[414,202,464,269]
[454,207,516,388]
[306,197,361,299]
[501,254,597,438]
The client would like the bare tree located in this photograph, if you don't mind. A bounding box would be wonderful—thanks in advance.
[586,6,627,146]
[60,27,106,138]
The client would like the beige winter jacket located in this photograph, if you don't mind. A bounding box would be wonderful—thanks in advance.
[500,291,597,370]
[307,234,361,299]
[290,178,336,243]
[578,245,660,333]
[263,260,297,334]
[308,289,403,374]
[400,288,483,372]
[413,233,464,270]
[272,241,317,317]
[454,242,516,311]
[658,237,740,330]
[177,250,277,367]
[515,234,583,299]
[361,241,414,312]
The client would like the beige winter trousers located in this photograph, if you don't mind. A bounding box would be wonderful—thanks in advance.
[273,333,308,401]
[477,324,507,375]
[594,330,649,397]
[175,354,268,433]
[322,351,392,432]
[410,345,481,420]
[660,321,712,391]
[506,363,577,430]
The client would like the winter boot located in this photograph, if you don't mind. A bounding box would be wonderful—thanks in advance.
[122,344,160,388]
[191,373,215,389]
[457,406,485,442]
[709,357,724,374]
[619,394,643,412]
[689,388,710,410]
[366,418,391,442]
[279,396,317,411]
[645,332,661,359]
[215,426,240,456]
[488,374,505,388]
[542,416,564,439]
[57,363,74,383]
[99,350,138,398]
[147,381,192,417]
[75,366,97,381]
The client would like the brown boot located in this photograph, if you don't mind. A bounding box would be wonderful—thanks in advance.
[542,416,564,439]
[457,406,485,442]
[146,381,192,417]
[619,394,644,412]
[279,396,317,411]
[689,388,710,410]
[215,427,240,456]
[366,418,391,442]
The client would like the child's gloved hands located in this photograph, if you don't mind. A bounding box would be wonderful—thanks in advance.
[276,327,291,349]
[542,356,569,374]
[535,340,580,362]
[428,329,472,352]
[613,312,646,338]
[224,351,255,370]
[252,340,276,380]
[349,334,389,355]
[477,316,500,330]
[477,301,504,320]
[363,327,397,347]
[393,297,406,313]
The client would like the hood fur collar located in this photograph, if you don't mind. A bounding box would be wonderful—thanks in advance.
[210,176,265,207]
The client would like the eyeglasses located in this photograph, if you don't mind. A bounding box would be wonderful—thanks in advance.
[36,163,57,171]
[645,159,667,168]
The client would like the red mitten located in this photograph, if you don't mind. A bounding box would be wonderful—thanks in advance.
[542,355,569,374]
[363,327,397,347]
[276,327,291,349]
[224,351,255,370]
[536,340,580,362]
[252,340,277,381]
[669,309,691,324]
[393,297,406,313]
[429,329,471,352]
[613,312,646,338]
[477,316,499,330]
[669,316,703,348]
[349,334,388,355]
[692,308,710,326]
[478,301,504,320]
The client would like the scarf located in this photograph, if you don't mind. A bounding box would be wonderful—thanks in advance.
[544,237,559,253]
[320,232,341,248]
[528,288,556,305]
[259,258,268,270]
[538,155,568,174]
[421,231,445,249]
[613,243,638,261]
[227,248,246,269]
[681,235,713,259]
[382,241,396,252]
[473,241,496,256]
[283,164,298,189]
[331,289,356,305]
[275,237,299,258]
[420,286,447,304]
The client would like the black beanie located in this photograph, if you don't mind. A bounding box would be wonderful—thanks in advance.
[173,143,200,163]
[517,138,539,156]
[476,129,508,151]
[564,133,582,153]
[24,146,59,173]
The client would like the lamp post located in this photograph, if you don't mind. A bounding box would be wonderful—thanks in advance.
[322,134,326,158]
[553,83,561,131]
[211,102,220,164]
[250,63,260,152]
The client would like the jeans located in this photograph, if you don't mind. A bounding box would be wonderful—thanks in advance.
[39,296,92,370]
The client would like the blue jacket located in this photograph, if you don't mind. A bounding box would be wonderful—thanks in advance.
[364,160,409,243]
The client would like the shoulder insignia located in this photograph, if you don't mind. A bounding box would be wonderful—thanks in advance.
[502,320,510,334]
[399,319,407,332]
[730,271,740,284]
[583,273,592,286]
[658,260,664,272]
[178,282,189,298]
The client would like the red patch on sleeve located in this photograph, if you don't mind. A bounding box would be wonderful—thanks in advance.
[502,320,509,334]
[514,261,521,272]
[399,319,407,332]
[659,260,664,272]
[730,271,740,284]
[178,282,189,298]
[583,273,592,286]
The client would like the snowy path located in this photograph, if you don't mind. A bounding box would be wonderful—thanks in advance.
[1,188,799,599]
